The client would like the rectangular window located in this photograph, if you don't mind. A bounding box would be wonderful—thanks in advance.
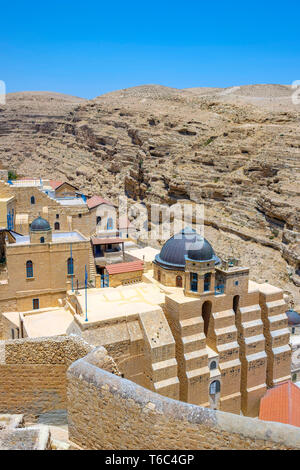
[33,298,39,310]
[56,214,59,219]
[204,273,211,292]
[190,273,198,292]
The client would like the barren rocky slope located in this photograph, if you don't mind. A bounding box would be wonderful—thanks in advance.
[0,84,299,304]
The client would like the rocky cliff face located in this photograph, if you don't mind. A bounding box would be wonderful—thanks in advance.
[0,85,299,304]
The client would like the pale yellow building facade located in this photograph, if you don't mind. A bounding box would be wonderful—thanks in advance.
[59,228,291,417]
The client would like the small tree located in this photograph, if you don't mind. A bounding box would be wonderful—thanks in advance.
[8,170,18,180]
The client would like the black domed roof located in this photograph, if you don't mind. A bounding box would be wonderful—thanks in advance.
[154,227,220,270]
[30,216,51,232]
[286,310,300,326]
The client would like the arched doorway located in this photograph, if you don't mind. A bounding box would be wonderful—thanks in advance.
[176,275,182,287]
[202,300,212,337]
[233,295,240,314]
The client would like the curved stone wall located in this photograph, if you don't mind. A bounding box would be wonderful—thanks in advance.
[67,347,300,450]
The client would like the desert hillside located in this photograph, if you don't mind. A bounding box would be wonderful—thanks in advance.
[0,84,299,304]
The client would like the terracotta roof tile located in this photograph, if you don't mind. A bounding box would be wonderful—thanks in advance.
[49,180,79,191]
[105,261,144,275]
[259,381,300,427]
[49,180,64,190]
[87,195,115,210]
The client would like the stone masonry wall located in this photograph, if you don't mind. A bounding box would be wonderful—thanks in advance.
[0,335,93,421]
[67,348,300,450]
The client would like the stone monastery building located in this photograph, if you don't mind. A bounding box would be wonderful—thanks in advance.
[0,174,292,419]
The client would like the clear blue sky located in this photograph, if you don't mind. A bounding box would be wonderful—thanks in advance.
[1,0,299,98]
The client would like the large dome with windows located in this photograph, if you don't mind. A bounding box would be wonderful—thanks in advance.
[30,216,51,232]
[154,227,220,270]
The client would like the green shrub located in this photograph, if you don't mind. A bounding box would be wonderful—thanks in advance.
[8,170,18,180]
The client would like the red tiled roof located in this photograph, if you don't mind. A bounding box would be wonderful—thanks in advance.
[49,180,79,191]
[87,195,115,210]
[259,381,300,427]
[105,261,144,275]
[92,237,124,245]
[49,180,64,190]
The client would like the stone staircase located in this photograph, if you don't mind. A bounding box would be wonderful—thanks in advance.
[88,243,96,283]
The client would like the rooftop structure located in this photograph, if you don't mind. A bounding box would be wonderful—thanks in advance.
[259,381,300,427]
[30,216,51,232]
[105,260,144,275]
[86,195,115,210]
[154,227,220,270]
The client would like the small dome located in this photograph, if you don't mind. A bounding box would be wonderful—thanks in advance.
[154,227,220,270]
[30,216,51,232]
[286,310,300,326]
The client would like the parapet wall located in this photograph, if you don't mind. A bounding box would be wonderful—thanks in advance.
[67,348,300,450]
[1,335,299,450]
[0,335,93,421]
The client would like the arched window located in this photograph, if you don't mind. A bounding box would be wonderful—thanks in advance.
[157,270,161,282]
[40,237,45,244]
[209,380,220,395]
[26,260,33,278]
[67,257,74,275]
[210,361,217,370]
[30,196,35,205]
[96,216,102,225]
[54,222,60,230]
[176,275,182,287]
[107,217,113,230]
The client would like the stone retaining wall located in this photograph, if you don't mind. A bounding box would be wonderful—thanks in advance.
[0,335,93,421]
